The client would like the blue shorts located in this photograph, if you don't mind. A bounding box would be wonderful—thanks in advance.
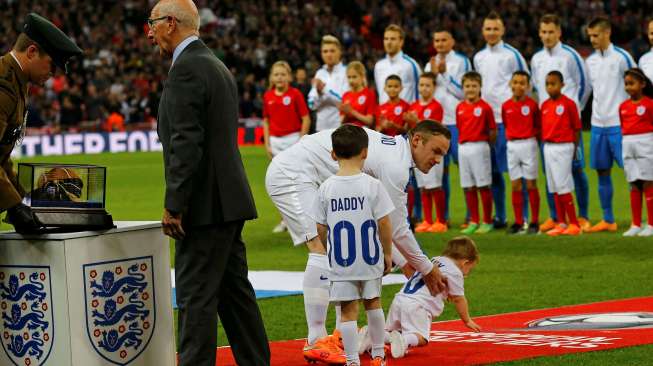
[590,126,623,170]
[491,124,508,173]
[445,124,459,166]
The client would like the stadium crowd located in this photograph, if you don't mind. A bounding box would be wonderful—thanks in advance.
[2,0,653,132]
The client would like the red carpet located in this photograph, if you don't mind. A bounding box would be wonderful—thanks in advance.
[215,296,653,365]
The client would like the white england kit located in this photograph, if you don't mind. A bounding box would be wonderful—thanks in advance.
[424,51,470,125]
[639,49,653,82]
[473,41,529,123]
[310,173,394,301]
[265,128,436,276]
[386,256,465,339]
[531,42,591,109]
[308,62,349,131]
[586,44,635,128]
[374,51,422,104]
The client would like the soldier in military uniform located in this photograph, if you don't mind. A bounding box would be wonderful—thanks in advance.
[0,13,82,233]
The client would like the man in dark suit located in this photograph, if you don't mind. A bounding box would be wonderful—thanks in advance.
[148,1,270,365]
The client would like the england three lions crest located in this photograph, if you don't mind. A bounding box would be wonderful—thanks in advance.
[84,256,156,366]
[0,265,54,366]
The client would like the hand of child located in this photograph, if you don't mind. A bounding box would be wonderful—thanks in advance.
[383,254,393,275]
[265,145,273,160]
[340,103,353,114]
[465,319,481,332]
[403,111,418,124]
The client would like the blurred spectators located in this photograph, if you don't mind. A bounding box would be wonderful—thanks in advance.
[2,0,652,133]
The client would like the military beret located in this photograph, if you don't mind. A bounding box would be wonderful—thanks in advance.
[22,13,83,74]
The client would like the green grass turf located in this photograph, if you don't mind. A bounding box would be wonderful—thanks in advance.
[12,134,653,364]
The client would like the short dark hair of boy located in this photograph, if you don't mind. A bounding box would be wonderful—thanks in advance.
[385,74,402,85]
[588,16,611,31]
[512,70,530,82]
[420,72,437,85]
[546,70,564,83]
[540,14,561,27]
[442,236,479,262]
[332,124,369,159]
[462,71,482,86]
[409,120,451,140]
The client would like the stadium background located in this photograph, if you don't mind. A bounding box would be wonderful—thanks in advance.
[2,0,653,364]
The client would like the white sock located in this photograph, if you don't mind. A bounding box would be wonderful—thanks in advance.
[340,320,360,364]
[303,253,330,345]
[335,304,342,331]
[404,333,419,347]
[367,308,386,359]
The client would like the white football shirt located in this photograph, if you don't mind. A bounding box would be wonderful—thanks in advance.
[311,173,394,280]
[395,256,465,317]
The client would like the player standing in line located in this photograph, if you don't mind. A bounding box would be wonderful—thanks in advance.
[501,71,541,234]
[263,61,310,233]
[310,124,394,366]
[404,72,447,233]
[585,16,636,233]
[531,14,592,232]
[424,29,471,225]
[359,236,481,358]
[374,24,423,223]
[308,35,349,132]
[619,68,653,237]
[638,20,653,81]
[341,61,377,128]
[376,75,410,136]
[265,121,449,363]
[473,11,529,229]
[374,24,422,104]
[457,72,497,234]
[541,71,582,236]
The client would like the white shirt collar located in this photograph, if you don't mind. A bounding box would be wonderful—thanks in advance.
[487,40,504,51]
[386,51,404,63]
[322,62,344,73]
[547,42,563,54]
[172,35,199,66]
[9,51,24,71]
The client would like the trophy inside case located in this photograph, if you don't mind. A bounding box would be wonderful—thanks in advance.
[18,163,114,231]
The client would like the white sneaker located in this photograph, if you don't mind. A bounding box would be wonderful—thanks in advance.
[389,330,407,358]
[623,226,642,237]
[272,221,287,233]
[357,326,371,355]
[637,225,653,237]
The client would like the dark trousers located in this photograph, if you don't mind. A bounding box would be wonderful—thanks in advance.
[176,221,270,366]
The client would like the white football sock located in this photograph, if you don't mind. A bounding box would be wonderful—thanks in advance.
[340,320,360,364]
[335,304,342,331]
[367,308,386,359]
[303,253,330,345]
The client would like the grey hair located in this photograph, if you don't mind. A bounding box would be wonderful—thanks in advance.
[156,1,200,32]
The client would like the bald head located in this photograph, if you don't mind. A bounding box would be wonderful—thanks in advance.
[148,0,200,56]
[154,0,200,33]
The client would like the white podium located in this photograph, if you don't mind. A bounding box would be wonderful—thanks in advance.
[0,221,175,366]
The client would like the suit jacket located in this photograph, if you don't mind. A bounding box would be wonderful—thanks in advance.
[0,54,28,211]
[157,39,257,226]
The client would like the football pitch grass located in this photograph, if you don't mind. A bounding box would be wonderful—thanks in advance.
[14,139,653,365]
